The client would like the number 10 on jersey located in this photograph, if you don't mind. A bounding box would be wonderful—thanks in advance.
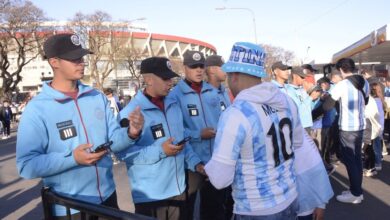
[267,118,294,167]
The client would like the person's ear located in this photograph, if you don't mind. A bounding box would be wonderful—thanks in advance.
[143,75,153,86]
[231,72,240,83]
[48,58,59,69]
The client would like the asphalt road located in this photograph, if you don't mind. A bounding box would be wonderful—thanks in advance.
[1,127,389,220]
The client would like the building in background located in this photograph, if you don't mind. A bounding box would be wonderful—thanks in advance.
[332,24,390,78]
[8,21,216,97]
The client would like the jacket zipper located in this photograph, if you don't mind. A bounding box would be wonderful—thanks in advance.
[73,98,104,203]
[162,107,182,194]
[197,93,212,155]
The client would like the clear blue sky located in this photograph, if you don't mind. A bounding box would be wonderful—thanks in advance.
[31,0,390,64]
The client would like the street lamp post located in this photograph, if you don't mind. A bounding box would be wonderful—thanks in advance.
[216,7,258,44]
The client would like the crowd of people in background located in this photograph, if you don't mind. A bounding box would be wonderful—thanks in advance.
[8,33,390,220]
[0,97,31,139]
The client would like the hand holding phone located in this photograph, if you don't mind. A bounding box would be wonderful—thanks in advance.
[92,141,113,153]
[177,136,191,146]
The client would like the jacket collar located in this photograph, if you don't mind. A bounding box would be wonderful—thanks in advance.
[177,79,213,94]
[42,81,94,102]
[133,90,177,111]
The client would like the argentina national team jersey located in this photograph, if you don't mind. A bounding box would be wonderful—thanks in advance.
[330,78,369,131]
[207,83,302,215]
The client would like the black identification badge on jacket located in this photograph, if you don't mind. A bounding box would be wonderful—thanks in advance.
[151,123,165,140]
[187,104,199,116]
[56,120,77,140]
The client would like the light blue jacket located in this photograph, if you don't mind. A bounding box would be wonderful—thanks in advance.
[118,91,201,203]
[286,84,313,128]
[217,84,232,112]
[168,80,222,163]
[16,81,134,216]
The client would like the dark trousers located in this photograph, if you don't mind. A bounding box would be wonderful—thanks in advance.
[384,118,390,143]
[373,137,383,166]
[186,170,231,220]
[297,214,313,220]
[339,130,363,196]
[320,127,331,163]
[363,143,375,170]
[2,120,10,136]
[325,117,342,161]
[54,191,119,220]
[135,192,187,220]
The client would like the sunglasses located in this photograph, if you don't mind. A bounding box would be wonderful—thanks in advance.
[189,64,204,69]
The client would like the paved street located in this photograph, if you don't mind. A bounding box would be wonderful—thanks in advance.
[0,127,389,220]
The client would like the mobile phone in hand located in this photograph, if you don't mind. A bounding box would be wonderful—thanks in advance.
[177,136,191,145]
[92,141,113,153]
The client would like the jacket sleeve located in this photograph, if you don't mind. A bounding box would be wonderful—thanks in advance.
[108,97,137,153]
[184,128,201,142]
[205,108,247,189]
[311,95,336,121]
[183,142,202,171]
[119,142,167,165]
[16,110,78,179]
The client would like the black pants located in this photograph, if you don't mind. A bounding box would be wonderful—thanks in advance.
[384,118,390,143]
[325,118,342,160]
[186,170,232,220]
[339,130,364,196]
[363,142,375,170]
[135,192,187,220]
[320,127,331,163]
[54,191,119,220]
[2,120,10,136]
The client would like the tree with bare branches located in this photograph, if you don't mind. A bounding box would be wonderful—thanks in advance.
[262,44,296,74]
[0,0,46,99]
[70,11,130,91]
[117,45,145,89]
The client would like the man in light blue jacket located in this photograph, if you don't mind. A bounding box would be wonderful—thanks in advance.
[119,57,203,220]
[16,33,144,218]
[205,54,231,112]
[168,50,226,219]
[287,66,314,131]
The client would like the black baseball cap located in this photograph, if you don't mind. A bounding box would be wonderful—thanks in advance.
[271,61,292,71]
[140,57,179,80]
[301,64,318,72]
[183,50,205,66]
[205,55,224,67]
[307,84,322,95]
[291,66,306,78]
[317,77,331,84]
[43,33,92,60]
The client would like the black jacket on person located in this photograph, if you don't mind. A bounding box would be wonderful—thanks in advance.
[0,106,13,122]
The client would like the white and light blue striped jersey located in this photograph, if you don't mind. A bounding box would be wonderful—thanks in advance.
[330,77,369,131]
[205,82,304,215]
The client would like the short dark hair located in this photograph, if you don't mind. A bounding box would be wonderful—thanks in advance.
[103,88,114,95]
[335,58,355,73]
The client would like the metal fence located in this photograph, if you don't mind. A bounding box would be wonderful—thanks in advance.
[41,187,155,220]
